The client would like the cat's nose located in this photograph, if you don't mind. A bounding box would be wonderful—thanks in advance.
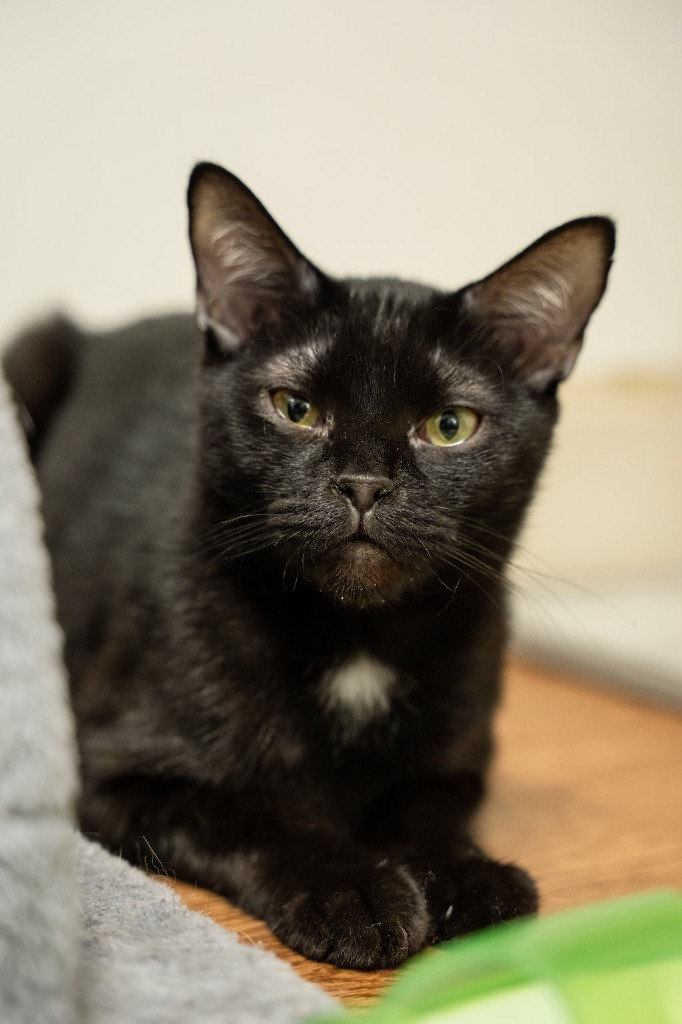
[332,474,395,514]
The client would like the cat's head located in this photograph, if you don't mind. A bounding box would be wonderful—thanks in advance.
[187,163,615,609]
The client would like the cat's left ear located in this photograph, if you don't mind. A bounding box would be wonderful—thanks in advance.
[462,217,615,390]
[188,163,324,352]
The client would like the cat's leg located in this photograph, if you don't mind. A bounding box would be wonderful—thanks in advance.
[362,774,538,943]
[78,777,429,969]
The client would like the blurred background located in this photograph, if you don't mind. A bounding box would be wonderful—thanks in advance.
[1,0,680,699]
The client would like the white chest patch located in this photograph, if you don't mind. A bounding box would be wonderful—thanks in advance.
[320,654,396,739]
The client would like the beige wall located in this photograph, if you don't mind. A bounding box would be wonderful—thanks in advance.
[2,1,681,372]
[517,371,682,579]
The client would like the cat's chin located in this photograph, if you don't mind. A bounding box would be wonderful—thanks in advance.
[310,540,418,610]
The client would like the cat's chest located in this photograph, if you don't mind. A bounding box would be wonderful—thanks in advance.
[316,652,400,742]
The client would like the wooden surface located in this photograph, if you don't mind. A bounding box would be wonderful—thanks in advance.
[162,659,682,1004]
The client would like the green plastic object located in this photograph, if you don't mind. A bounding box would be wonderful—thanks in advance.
[312,891,682,1024]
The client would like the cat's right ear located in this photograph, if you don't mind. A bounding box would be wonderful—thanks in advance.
[188,163,323,353]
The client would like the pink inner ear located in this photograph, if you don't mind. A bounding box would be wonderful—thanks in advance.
[197,286,284,353]
[463,219,614,389]
[189,164,320,351]
[489,322,584,391]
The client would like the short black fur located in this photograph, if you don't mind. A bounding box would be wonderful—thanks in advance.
[4,164,615,969]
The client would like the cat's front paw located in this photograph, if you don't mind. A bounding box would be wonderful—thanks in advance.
[431,856,538,942]
[272,860,428,969]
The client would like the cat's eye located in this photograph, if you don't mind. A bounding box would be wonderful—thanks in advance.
[271,389,321,429]
[421,407,479,447]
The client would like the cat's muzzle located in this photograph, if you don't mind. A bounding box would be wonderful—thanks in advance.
[310,534,416,609]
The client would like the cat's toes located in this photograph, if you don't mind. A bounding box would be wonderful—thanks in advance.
[432,857,538,941]
[271,861,429,969]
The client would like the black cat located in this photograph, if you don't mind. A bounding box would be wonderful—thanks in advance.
[4,164,614,970]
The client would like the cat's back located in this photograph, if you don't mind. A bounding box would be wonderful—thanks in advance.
[5,313,202,664]
[33,312,200,511]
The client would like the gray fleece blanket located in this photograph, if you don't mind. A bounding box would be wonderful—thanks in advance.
[0,368,337,1024]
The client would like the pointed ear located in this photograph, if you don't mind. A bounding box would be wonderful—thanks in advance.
[462,217,615,390]
[187,163,323,352]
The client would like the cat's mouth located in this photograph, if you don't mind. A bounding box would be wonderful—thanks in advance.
[341,518,390,549]
[339,533,394,565]
[306,529,417,609]
[343,533,383,550]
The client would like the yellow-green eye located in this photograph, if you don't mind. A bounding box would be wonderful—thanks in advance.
[271,389,321,429]
[423,407,479,447]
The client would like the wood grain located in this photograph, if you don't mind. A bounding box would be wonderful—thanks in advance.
[161,658,682,1004]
